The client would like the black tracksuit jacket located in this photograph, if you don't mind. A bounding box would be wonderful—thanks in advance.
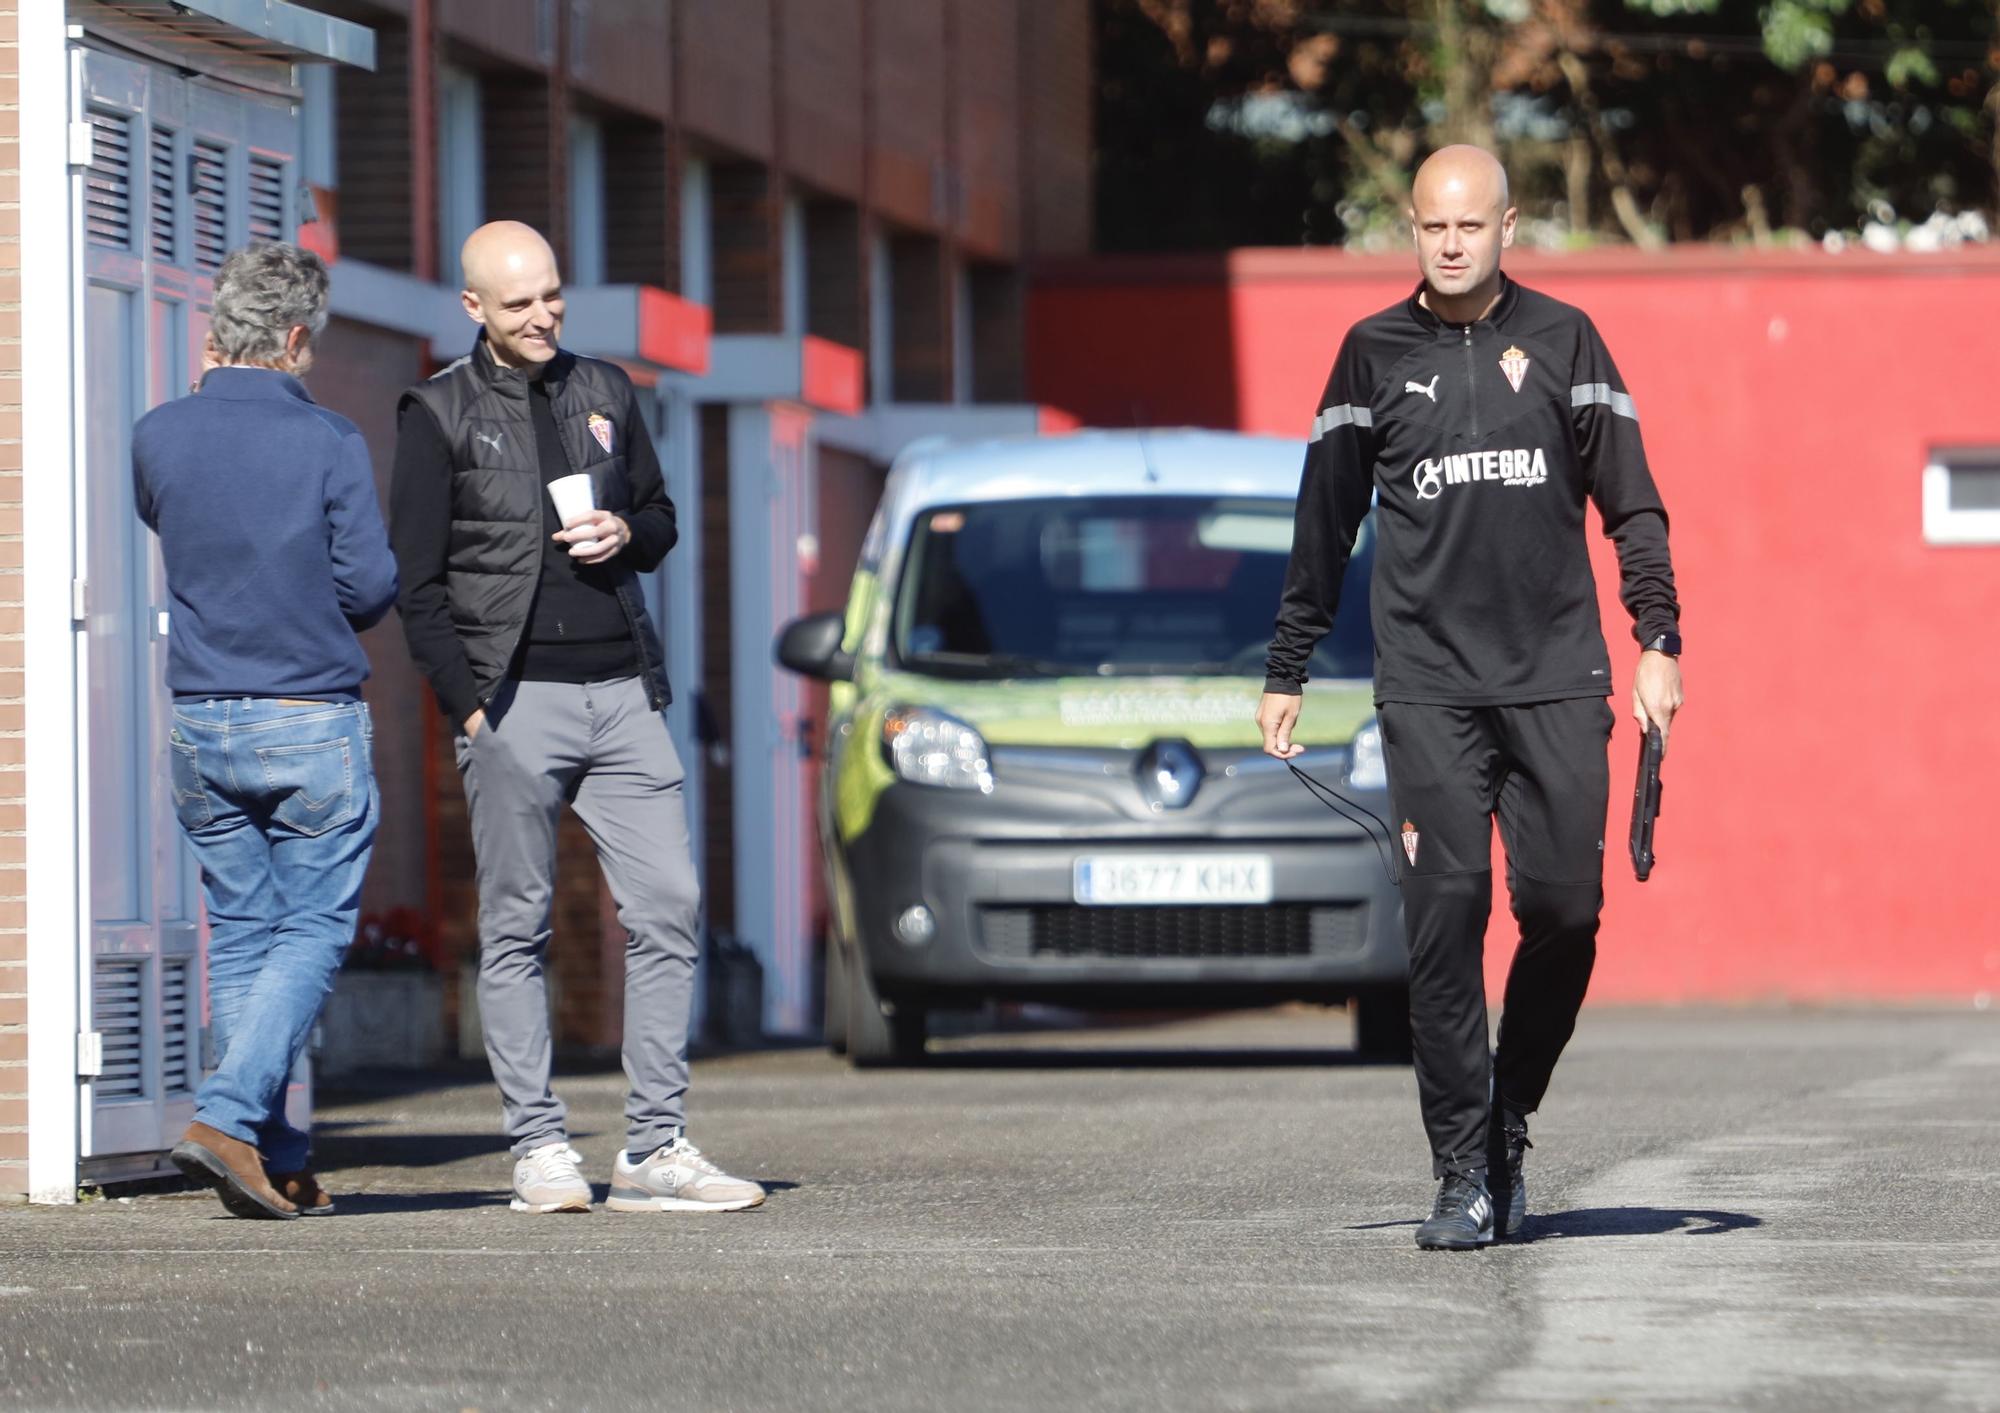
[1264,277,1680,706]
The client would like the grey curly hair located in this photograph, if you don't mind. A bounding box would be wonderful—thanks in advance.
[209,242,330,366]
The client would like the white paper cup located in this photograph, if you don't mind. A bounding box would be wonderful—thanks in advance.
[548,474,600,554]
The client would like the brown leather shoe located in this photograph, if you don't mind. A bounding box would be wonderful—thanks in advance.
[271,1169,334,1215]
[170,1122,299,1220]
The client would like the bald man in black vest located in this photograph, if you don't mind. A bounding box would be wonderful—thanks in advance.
[391,221,764,1215]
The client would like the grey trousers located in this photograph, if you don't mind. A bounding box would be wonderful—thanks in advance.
[456,675,701,1158]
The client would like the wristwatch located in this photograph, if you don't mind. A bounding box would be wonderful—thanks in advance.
[1644,631,1682,657]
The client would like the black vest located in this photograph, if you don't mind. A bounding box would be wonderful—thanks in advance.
[404,344,668,710]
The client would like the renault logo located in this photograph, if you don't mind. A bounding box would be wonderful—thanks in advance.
[1137,740,1204,812]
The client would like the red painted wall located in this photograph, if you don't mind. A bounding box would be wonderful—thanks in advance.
[1029,247,2000,1003]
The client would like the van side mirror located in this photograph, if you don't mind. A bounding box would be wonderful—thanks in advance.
[775,610,854,682]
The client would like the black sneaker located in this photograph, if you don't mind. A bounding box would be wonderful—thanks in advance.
[1488,1109,1531,1239]
[1415,1171,1495,1251]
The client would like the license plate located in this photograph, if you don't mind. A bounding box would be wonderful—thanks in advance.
[1072,853,1274,906]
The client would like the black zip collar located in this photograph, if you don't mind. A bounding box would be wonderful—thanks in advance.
[468,331,574,399]
[1405,274,1521,336]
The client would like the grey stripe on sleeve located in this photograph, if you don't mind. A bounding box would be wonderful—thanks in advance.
[1571,383,1638,420]
[1310,404,1374,442]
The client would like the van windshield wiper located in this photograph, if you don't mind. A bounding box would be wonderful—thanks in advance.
[900,650,1074,680]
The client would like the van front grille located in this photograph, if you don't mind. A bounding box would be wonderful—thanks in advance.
[976,904,1367,962]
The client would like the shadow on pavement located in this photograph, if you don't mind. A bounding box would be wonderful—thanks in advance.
[1521,1206,1763,1239]
[312,1129,511,1170]
[325,1180,804,1215]
[1347,1207,1762,1238]
[919,1046,1397,1071]
[322,1191,513,1214]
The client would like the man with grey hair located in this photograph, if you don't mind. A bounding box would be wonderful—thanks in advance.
[134,241,398,1220]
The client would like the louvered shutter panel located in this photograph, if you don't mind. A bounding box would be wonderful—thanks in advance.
[93,960,147,1100]
[160,959,196,1096]
[149,126,178,263]
[190,139,229,272]
[246,153,288,244]
[84,109,135,250]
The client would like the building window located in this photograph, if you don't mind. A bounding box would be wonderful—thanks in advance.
[568,114,606,285]
[782,195,806,338]
[868,231,892,406]
[437,64,484,278]
[1923,450,2000,546]
[679,157,712,308]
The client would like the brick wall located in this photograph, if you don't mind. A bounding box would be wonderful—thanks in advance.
[438,0,546,74]
[0,0,24,1200]
[566,0,671,123]
[777,0,863,201]
[953,0,1021,260]
[1019,0,1092,257]
[868,0,947,231]
[678,0,774,161]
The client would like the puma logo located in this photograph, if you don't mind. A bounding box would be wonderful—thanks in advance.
[474,430,504,454]
[1404,375,1439,403]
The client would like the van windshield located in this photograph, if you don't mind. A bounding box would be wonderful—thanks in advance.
[891,496,1374,680]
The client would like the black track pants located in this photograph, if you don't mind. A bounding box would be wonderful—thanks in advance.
[1379,698,1615,1178]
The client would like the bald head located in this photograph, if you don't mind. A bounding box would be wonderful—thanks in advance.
[460,221,556,297]
[1408,145,1516,320]
[1412,145,1511,217]
[459,221,565,369]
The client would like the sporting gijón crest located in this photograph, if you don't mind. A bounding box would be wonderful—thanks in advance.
[1401,820,1420,867]
[1498,346,1531,393]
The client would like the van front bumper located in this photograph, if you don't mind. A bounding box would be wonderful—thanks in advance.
[840,749,1408,1009]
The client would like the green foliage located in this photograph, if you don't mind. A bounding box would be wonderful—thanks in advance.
[1094,0,2000,249]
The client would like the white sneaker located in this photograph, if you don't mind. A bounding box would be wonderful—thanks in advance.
[606,1138,766,1213]
[510,1141,593,1213]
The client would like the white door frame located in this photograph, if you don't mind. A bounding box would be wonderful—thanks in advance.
[21,1,84,1205]
[727,402,818,1035]
[649,380,707,1032]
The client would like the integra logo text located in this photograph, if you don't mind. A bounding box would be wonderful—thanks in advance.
[1411,447,1550,501]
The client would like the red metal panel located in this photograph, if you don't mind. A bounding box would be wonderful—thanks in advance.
[800,334,864,415]
[637,285,712,375]
[1028,247,2000,1003]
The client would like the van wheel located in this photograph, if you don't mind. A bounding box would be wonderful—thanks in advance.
[1352,985,1414,1063]
[823,936,849,1056]
[847,953,926,1067]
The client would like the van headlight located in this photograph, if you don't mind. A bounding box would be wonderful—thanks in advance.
[1347,716,1387,790]
[883,706,994,793]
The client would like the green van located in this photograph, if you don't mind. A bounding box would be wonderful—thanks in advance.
[776,430,1408,1064]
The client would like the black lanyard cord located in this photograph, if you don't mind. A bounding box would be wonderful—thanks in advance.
[1286,761,1403,888]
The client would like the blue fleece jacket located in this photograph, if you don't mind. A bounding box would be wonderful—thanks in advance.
[133,367,399,699]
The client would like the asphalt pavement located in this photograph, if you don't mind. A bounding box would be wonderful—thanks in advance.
[1,1006,1996,1412]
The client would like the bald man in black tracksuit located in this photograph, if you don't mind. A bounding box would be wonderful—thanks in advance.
[1258,147,1683,1250]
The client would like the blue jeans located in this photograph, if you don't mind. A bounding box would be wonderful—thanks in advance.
[168,698,378,1173]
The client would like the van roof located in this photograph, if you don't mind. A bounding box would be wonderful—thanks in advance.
[890,429,1306,511]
